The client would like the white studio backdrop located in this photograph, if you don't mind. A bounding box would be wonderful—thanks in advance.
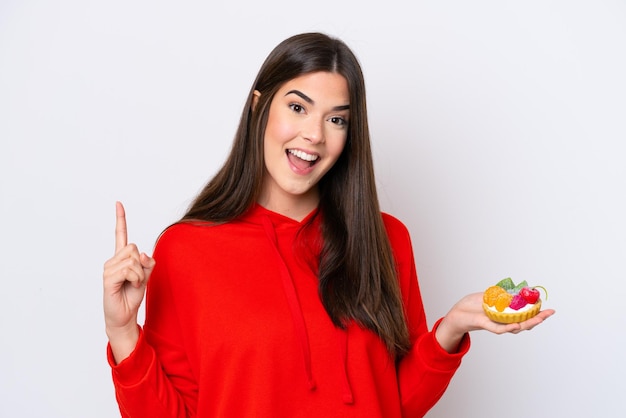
[1,1,624,417]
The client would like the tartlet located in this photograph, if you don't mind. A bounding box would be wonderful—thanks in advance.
[482,278,547,324]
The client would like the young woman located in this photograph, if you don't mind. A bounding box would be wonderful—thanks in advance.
[103,32,554,418]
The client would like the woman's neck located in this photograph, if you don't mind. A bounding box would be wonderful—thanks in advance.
[257,187,319,222]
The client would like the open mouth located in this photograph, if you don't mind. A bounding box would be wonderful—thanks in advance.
[287,149,319,170]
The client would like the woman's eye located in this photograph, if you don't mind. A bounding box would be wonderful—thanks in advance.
[329,116,347,126]
[289,103,305,113]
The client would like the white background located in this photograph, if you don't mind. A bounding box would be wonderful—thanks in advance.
[1,1,625,417]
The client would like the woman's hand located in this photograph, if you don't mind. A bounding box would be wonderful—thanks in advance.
[103,201,155,363]
[435,292,556,353]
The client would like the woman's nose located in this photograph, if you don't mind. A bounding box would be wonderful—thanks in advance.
[302,118,324,144]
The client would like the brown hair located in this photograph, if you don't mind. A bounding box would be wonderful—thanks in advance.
[182,32,411,357]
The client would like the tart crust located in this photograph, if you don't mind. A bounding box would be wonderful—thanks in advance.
[483,300,542,324]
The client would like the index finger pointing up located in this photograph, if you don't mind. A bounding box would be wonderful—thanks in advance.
[115,201,128,254]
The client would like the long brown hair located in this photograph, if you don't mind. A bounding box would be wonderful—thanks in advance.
[182,32,411,357]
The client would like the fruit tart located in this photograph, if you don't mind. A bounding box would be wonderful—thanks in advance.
[482,278,547,324]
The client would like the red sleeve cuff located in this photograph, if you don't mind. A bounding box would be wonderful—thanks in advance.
[107,326,156,387]
[413,317,471,371]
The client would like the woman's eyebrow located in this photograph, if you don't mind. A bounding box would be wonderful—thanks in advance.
[285,89,313,104]
[285,89,350,111]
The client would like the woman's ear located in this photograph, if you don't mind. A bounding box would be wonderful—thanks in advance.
[252,90,261,111]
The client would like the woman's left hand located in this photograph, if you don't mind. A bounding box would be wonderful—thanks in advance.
[435,292,556,353]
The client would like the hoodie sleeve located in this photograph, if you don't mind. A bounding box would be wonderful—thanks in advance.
[381,214,470,418]
[107,225,198,418]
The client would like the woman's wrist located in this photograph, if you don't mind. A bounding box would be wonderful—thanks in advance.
[106,323,140,364]
[434,315,467,354]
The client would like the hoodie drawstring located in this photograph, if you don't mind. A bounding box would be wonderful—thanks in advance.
[261,216,317,391]
[338,327,355,404]
[261,213,355,405]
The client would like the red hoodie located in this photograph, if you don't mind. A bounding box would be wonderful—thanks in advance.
[108,204,470,417]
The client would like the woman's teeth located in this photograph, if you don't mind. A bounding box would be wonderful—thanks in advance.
[288,149,318,162]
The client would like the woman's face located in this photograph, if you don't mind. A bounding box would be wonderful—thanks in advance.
[257,71,350,216]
